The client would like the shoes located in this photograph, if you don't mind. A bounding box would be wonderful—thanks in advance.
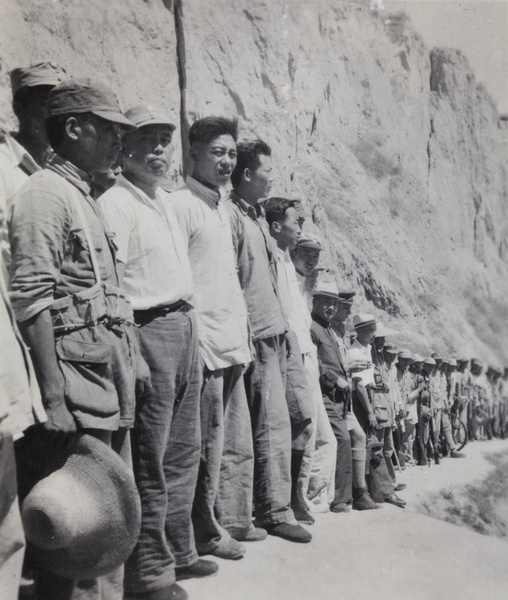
[230,524,267,542]
[394,483,407,492]
[384,494,406,509]
[198,538,245,560]
[352,488,382,511]
[125,583,188,600]
[265,522,312,543]
[450,450,465,458]
[330,502,351,513]
[434,452,440,465]
[175,559,219,581]
[292,507,315,525]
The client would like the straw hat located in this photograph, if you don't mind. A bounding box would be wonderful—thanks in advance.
[18,433,141,580]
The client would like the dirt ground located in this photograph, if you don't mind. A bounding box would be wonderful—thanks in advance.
[182,438,508,600]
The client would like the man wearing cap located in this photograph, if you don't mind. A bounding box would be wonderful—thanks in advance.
[9,79,147,600]
[326,291,382,511]
[396,350,420,464]
[417,358,436,465]
[349,315,406,508]
[382,343,406,469]
[431,354,464,458]
[99,106,217,600]
[290,234,337,514]
[168,119,259,558]
[456,358,472,437]
[226,139,310,543]
[311,285,380,511]
[0,62,66,276]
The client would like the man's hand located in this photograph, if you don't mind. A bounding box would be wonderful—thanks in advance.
[368,412,378,429]
[347,358,372,372]
[135,355,151,399]
[41,377,77,446]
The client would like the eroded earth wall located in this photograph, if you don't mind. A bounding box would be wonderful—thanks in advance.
[1,0,507,362]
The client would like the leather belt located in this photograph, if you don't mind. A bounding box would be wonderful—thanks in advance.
[134,300,191,321]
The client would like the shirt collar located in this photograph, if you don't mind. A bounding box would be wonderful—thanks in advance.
[186,175,223,207]
[46,154,92,196]
[230,190,264,219]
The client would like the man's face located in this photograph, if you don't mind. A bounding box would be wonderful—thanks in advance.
[356,323,377,346]
[374,336,385,352]
[397,357,411,370]
[276,207,301,250]
[122,124,174,184]
[191,134,237,189]
[332,302,352,325]
[313,294,338,323]
[14,85,53,133]
[383,350,397,365]
[248,153,273,201]
[422,363,434,376]
[292,247,321,277]
[78,115,123,173]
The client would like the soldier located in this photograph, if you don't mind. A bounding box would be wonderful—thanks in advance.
[396,349,419,464]
[455,357,471,436]
[470,358,490,440]
[311,285,380,511]
[0,62,66,274]
[417,358,436,465]
[349,314,406,508]
[9,79,147,600]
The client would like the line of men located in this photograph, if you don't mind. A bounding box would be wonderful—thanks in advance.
[1,63,508,600]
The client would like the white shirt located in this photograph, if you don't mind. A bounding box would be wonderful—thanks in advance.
[348,339,375,387]
[99,175,193,311]
[275,251,314,355]
[0,132,41,280]
[167,177,251,371]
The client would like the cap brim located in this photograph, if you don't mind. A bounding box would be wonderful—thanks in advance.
[312,291,339,299]
[92,110,137,130]
[354,320,377,329]
[132,118,177,130]
[296,243,322,251]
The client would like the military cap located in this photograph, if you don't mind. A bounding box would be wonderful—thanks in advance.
[46,78,135,129]
[448,358,457,367]
[470,357,483,368]
[294,234,322,252]
[353,313,376,329]
[431,352,443,361]
[441,357,451,365]
[411,354,424,364]
[383,343,398,354]
[424,357,436,365]
[398,349,412,360]
[312,279,339,299]
[338,290,356,305]
[124,105,176,131]
[10,61,67,96]
[457,356,469,364]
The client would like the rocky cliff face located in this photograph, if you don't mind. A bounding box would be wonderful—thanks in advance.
[1,0,507,363]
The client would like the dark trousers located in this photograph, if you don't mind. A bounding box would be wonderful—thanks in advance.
[322,396,353,505]
[244,334,293,525]
[125,310,201,595]
[193,364,254,549]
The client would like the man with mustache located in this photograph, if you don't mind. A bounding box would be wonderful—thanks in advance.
[168,118,256,561]
[100,107,217,600]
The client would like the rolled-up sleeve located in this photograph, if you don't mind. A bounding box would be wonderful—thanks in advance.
[9,178,69,322]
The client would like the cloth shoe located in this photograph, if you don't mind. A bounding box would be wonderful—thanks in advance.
[230,524,267,542]
[352,488,382,511]
[175,559,218,581]
[330,502,351,513]
[394,483,407,492]
[125,583,188,600]
[265,522,312,543]
[450,450,465,458]
[384,493,406,508]
[292,507,315,525]
[198,538,245,560]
